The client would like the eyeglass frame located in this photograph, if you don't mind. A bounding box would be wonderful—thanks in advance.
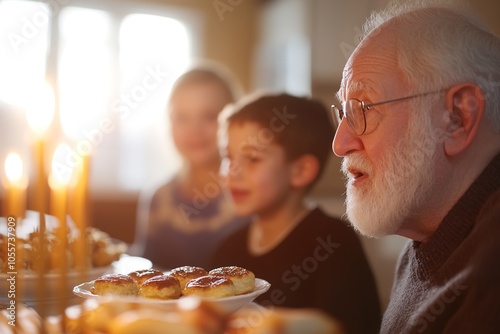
[331,88,448,136]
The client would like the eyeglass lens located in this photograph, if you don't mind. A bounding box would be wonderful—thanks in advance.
[332,101,365,135]
[344,99,366,135]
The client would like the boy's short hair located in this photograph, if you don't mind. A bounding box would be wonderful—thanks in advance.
[221,93,333,188]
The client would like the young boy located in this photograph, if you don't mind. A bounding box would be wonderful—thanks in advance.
[212,93,381,334]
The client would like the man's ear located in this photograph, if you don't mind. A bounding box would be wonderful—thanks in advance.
[443,83,485,157]
[290,154,320,189]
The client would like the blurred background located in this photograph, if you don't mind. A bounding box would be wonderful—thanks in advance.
[1,0,499,311]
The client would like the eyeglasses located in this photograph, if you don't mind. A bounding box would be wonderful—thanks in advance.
[331,88,448,135]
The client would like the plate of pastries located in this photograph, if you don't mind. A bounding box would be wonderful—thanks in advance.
[73,265,270,314]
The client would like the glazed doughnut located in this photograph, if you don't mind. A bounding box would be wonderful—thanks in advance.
[209,266,255,295]
[128,269,164,285]
[168,266,209,290]
[139,275,182,300]
[183,275,236,299]
[92,274,139,296]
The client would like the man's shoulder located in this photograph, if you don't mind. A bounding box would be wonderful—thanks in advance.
[468,189,500,273]
[477,189,500,222]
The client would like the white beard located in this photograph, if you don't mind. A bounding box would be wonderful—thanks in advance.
[342,107,439,238]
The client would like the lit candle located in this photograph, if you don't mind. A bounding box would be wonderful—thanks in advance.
[69,151,90,334]
[3,152,27,219]
[25,81,55,319]
[72,153,90,271]
[49,144,72,319]
[25,81,55,234]
[3,152,27,311]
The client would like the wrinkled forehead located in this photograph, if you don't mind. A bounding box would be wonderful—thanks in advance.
[338,28,402,101]
[337,81,375,101]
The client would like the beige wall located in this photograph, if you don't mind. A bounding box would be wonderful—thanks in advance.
[473,0,500,34]
[144,0,259,92]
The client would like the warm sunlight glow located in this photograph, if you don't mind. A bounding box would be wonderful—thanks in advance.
[5,152,23,184]
[25,81,55,133]
[58,7,113,139]
[0,0,49,106]
[120,14,190,88]
[117,13,189,189]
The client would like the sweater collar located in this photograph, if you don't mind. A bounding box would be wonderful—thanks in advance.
[412,153,500,279]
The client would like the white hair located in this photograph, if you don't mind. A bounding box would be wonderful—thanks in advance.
[361,0,500,133]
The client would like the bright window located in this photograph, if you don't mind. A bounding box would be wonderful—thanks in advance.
[0,2,196,194]
[58,7,114,138]
[0,0,49,107]
[117,14,190,190]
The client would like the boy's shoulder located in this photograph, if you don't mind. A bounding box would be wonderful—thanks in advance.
[297,207,358,238]
[285,208,367,258]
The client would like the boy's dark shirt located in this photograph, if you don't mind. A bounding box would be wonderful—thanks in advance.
[212,207,381,334]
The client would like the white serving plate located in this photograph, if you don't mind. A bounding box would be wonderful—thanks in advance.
[0,265,113,303]
[0,265,113,316]
[73,278,271,315]
[0,255,153,316]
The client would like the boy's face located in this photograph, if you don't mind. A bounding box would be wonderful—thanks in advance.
[225,121,294,217]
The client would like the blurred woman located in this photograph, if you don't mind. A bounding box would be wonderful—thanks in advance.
[132,64,248,270]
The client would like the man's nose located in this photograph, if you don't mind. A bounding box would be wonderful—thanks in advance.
[332,119,364,157]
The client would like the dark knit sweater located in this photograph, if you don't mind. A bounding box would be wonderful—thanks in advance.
[211,208,381,334]
[381,153,500,334]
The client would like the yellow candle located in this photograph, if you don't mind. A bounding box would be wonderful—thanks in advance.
[72,153,90,271]
[3,152,27,312]
[25,81,55,235]
[49,144,72,321]
[3,152,27,219]
[25,81,55,320]
[35,139,47,232]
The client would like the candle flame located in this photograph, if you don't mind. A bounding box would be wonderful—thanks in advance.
[5,152,23,184]
[25,82,56,134]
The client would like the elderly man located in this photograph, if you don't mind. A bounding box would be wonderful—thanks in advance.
[332,2,500,334]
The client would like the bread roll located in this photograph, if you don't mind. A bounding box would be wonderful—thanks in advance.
[168,266,208,290]
[128,268,164,285]
[209,266,255,295]
[183,275,236,299]
[139,275,181,300]
[92,274,139,296]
